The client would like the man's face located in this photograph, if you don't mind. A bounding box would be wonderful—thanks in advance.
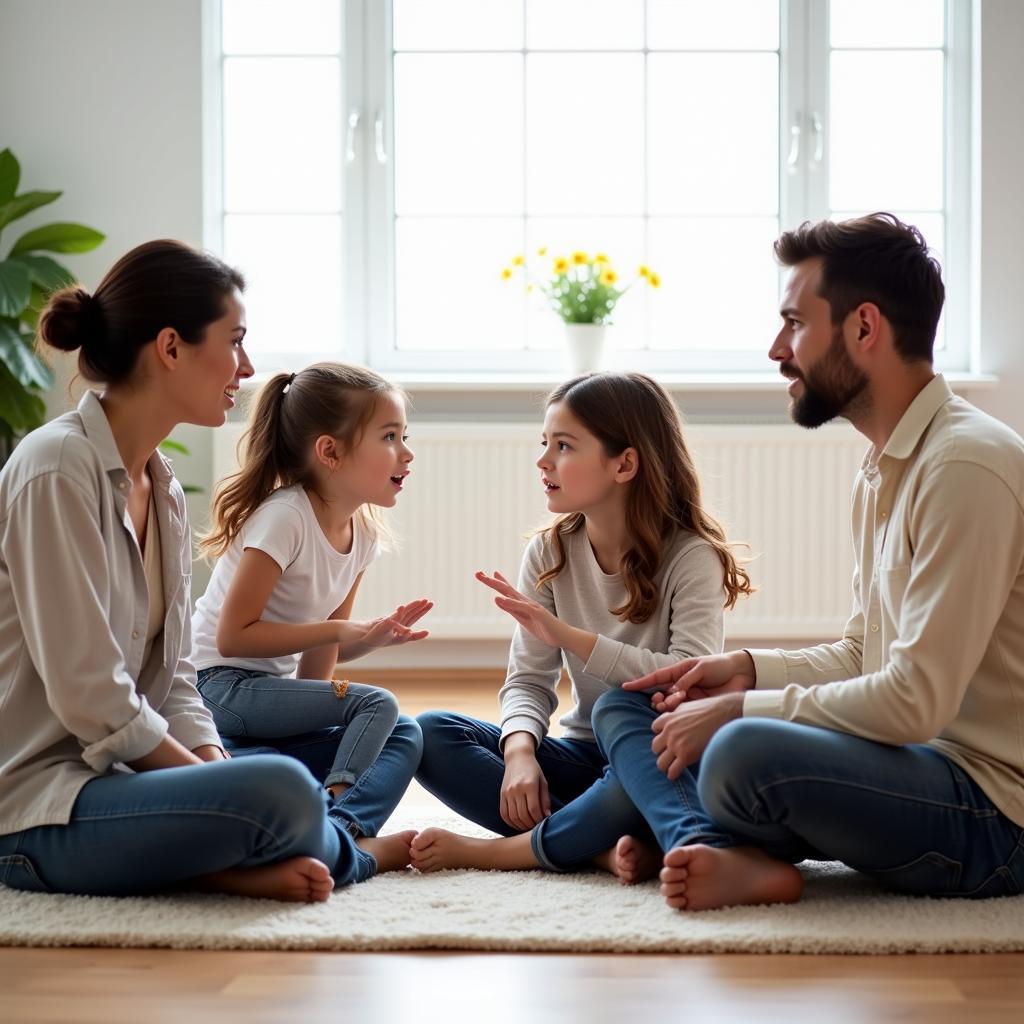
[771,258,868,428]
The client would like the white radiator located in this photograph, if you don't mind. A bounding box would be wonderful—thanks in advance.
[213,422,866,640]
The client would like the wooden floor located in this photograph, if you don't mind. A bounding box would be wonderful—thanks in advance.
[1,676,1022,1024]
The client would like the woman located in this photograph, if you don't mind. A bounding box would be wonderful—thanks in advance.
[0,240,413,902]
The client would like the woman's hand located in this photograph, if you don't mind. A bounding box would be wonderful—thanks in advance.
[476,571,566,649]
[500,736,552,831]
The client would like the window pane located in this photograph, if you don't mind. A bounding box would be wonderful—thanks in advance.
[829,51,944,212]
[526,54,644,215]
[395,55,522,215]
[395,218,525,350]
[647,216,780,351]
[222,0,341,55]
[830,0,945,49]
[526,0,644,50]
[223,214,342,365]
[649,53,778,215]
[523,218,647,348]
[647,0,779,50]
[393,0,523,50]
[223,58,342,213]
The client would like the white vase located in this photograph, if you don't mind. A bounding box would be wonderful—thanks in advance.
[563,323,607,374]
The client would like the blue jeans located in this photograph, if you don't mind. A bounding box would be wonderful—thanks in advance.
[198,666,422,836]
[416,709,655,872]
[0,755,377,895]
[592,688,1024,898]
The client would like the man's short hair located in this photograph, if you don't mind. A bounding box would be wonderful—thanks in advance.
[774,213,945,363]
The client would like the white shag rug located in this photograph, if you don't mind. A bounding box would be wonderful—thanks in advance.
[3,811,1023,955]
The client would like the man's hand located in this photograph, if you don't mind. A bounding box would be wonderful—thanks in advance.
[476,571,566,649]
[623,650,756,711]
[651,693,745,779]
[500,733,551,831]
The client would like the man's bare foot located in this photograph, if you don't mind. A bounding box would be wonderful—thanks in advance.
[593,835,663,885]
[355,830,418,874]
[200,856,335,903]
[409,828,538,873]
[659,845,803,911]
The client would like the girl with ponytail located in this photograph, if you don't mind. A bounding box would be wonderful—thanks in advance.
[191,363,430,876]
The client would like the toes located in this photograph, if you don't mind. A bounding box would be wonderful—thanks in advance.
[660,865,688,883]
[663,846,691,868]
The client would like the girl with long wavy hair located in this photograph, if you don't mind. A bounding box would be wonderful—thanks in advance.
[412,372,751,879]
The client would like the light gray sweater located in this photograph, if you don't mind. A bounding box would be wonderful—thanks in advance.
[499,526,726,746]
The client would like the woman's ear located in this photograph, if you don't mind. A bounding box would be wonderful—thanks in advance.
[615,447,639,483]
[152,327,180,371]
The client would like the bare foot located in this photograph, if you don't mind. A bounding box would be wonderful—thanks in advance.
[200,856,335,903]
[659,845,803,911]
[355,830,418,874]
[593,835,663,885]
[409,828,538,873]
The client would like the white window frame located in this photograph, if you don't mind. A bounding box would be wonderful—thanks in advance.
[204,0,974,376]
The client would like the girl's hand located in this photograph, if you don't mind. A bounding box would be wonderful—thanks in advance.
[344,599,433,651]
[475,570,565,649]
[500,748,552,831]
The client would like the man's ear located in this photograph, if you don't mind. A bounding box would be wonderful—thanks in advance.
[853,302,883,352]
[313,434,341,469]
[615,446,639,483]
[152,327,181,371]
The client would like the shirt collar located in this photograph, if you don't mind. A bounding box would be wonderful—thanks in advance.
[879,373,953,462]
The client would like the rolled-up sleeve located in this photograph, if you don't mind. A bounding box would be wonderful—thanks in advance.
[1,471,169,770]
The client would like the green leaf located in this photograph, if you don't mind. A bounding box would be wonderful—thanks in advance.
[0,260,31,317]
[159,438,190,455]
[0,358,46,435]
[9,222,105,257]
[11,253,76,292]
[19,284,47,331]
[0,151,18,205]
[0,319,53,390]
[0,191,62,231]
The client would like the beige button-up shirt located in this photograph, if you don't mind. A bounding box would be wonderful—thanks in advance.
[745,375,1024,826]
[0,391,220,834]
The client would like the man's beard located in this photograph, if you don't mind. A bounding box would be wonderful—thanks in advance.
[783,326,869,428]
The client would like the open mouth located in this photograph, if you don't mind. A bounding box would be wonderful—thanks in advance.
[390,473,409,487]
[223,385,239,402]
[543,478,560,493]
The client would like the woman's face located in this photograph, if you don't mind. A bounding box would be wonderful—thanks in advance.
[176,289,254,427]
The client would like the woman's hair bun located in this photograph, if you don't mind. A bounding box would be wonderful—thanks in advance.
[37,286,105,353]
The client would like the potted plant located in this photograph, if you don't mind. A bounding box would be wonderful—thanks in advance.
[0,147,104,462]
[503,249,660,372]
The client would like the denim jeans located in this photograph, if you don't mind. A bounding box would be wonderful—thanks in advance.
[198,667,422,837]
[592,687,1024,898]
[416,709,655,872]
[0,755,378,895]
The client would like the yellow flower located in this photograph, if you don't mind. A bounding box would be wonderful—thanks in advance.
[600,269,618,286]
[501,267,513,281]
[553,257,570,275]
[526,283,535,294]
[537,246,548,256]
[512,254,525,266]
[648,271,661,289]
[638,264,650,278]
[594,253,610,264]
[572,250,589,265]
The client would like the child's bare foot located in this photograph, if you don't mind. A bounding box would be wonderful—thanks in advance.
[410,828,538,873]
[355,830,417,874]
[659,845,803,911]
[200,856,335,902]
[593,835,663,885]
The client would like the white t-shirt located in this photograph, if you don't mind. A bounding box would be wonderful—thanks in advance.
[191,485,378,677]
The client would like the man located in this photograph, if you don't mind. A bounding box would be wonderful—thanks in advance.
[592,213,1024,910]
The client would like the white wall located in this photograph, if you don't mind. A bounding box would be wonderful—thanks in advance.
[2,0,1022,667]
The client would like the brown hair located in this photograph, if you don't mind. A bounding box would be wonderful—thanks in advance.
[535,372,752,622]
[199,362,401,559]
[37,239,245,384]
[774,213,944,363]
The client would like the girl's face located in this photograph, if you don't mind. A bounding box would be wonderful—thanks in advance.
[176,289,254,427]
[537,401,628,515]
[334,391,414,508]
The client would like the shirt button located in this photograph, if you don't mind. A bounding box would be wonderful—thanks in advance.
[118,481,128,491]
[131,630,140,639]
[880,510,888,518]
[870,624,880,633]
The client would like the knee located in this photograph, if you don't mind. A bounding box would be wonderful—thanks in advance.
[591,687,651,741]
[366,686,400,728]
[233,754,326,833]
[415,709,460,752]
[697,718,779,822]
[394,713,424,758]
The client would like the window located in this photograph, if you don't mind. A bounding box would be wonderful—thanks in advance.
[208,0,971,374]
